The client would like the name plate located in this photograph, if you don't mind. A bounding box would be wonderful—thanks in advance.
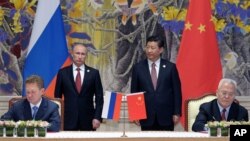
[230,125,250,141]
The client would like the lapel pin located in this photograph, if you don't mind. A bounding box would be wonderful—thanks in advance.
[87,69,90,72]
[163,65,166,68]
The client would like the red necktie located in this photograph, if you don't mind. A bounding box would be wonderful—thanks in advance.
[151,63,157,90]
[221,109,226,120]
[76,68,81,93]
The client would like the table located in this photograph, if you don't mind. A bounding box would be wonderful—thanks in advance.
[0,131,229,141]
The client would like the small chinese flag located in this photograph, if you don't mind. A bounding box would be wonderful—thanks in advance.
[127,92,147,121]
[176,0,222,127]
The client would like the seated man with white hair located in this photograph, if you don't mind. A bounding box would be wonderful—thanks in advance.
[192,78,249,132]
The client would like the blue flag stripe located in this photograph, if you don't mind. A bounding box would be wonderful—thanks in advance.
[22,0,68,96]
[24,6,68,88]
[107,92,117,119]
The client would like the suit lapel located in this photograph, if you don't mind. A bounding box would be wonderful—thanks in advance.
[157,59,166,90]
[69,65,80,94]
[143,60,151,77]
[81,65,92,93]
[35,98,47,120]
[213,100,239,121]
[145,59,168,91]
[82,65,91,92]
[69,65,75,83]
[23,99,32,119]
[212,100,222,120]
[227,102,239,121]
[143,60,154,90]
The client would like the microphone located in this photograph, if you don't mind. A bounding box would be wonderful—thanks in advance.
[200,107,216,121]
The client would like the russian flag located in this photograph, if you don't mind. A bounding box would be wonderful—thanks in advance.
[22,0,70,97]
[102,91,122,121]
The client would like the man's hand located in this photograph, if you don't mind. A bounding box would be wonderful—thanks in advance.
[92,119,101,129]
[173,115,180,125]
[133,120,140,126]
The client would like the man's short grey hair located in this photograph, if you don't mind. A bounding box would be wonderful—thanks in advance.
[218,78,237,89]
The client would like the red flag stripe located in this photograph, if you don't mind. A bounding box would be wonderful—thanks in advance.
[113,93,123,120]
[45,57,71,98]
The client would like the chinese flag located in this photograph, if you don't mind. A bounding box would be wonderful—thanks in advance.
[127,92,147,121]
[176,0,222,128]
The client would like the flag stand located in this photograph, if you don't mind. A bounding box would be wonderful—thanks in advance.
[121,95,127,137]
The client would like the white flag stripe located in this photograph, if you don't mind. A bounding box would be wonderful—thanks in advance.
[27,0,59,55]
[101,91,112,118]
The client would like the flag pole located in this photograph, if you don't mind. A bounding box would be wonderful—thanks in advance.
[121,94,127,137]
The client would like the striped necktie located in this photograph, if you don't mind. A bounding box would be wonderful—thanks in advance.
[221,108,226,120]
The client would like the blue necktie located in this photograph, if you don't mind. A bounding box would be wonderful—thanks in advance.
[32,106,38,119]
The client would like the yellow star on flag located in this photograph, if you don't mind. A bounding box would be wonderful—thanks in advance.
[198,24,206,33]
[176,0,222,128]
[185,21,192,30]
[210,15,216,22]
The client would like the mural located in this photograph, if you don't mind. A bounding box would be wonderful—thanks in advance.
[0,0,249,96]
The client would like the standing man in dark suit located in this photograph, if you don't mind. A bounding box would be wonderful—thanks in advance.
[192,78,249,132]
[54,43,103,131]
[1,75,61,132]
[131,35,182,131]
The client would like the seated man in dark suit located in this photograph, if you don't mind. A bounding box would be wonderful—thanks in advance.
[1,75,60,132]
[192,78,249,132]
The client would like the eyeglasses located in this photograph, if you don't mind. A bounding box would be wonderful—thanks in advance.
[219,90,235,97]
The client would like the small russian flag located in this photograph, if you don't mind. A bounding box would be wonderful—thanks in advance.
[102,91,122,121]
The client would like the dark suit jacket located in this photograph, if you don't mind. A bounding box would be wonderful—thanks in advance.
[131,59,182,127]
[192,99,249,132]
[1,97,60,132]
[54,65,103,130]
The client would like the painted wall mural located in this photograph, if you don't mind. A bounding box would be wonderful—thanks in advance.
[0,0,249,96]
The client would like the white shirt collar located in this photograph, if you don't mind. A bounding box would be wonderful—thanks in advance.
[148,58,161,67]
[30,98,42,108]
[73,64,85,71]
[217,101,231,113]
